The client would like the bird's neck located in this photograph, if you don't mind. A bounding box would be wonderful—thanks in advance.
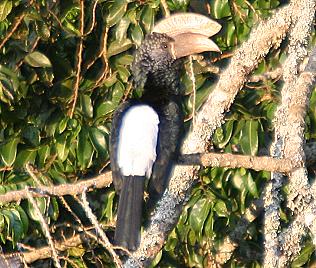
[140,61,182,105]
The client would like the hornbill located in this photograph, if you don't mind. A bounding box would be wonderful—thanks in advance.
[110,13,221,251]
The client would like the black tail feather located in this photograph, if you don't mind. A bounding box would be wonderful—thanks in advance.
[114,176,145,251]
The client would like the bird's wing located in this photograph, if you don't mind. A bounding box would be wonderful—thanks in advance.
[116,104,159,178]
[110,102,160,192]
[148,99,184,201]
[110,101,134,192]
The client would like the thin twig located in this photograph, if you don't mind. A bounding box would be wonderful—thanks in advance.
[25,164,43,186]
[160,0,170,17]
[247,67,283,83]
[82,25,108,73]
[79,190,122,267]
[68,0,85,118]
[0,12,27,51]
[25,189,61,268]
[84,0,99,36]
[95,26,110,86]
[186,56,197,125]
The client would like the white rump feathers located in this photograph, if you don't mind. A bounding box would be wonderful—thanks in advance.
[117,105,159,178]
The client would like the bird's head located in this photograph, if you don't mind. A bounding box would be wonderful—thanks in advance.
[132,32,177,83]
[132,13,221,93]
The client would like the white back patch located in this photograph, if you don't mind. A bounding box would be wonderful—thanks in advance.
[117,105,159,178]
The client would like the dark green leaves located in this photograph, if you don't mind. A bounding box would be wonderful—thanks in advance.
[0,0,305,267]
[0,207,28,245]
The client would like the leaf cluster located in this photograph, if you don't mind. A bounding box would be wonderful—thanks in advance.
[0,0,315,267]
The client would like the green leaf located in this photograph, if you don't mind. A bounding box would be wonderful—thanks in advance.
[58,117,69,134]
[189,197,212,240]
[10,209,24,244]
[24,51,52,68]
[37,145,50,168]
[243,172,259,198]
[213,120,234,149]
[0,0,12,22]
[292,242,315,267]
[240,120,259,156]
[141,5,154,33]
[113,54,134,66]
[48,197,59,221]
[1,209,14,243]
[108,38,133,57]
[16,206,29,234]
[27,197,47,222]
[15,149,37,168]
[211,0,230,19]
[195,80,215,110]
[111,81,125,104]
[0,137,19,166]
[103,73,118,87]
[96,101,117,118]
[232,169,245,190]
[149,250,162,268]
[106,1,127,27]
[114,16,130,41]
[101,191,115,221]
[1,209,13,239]
[89,127,107,158]
[77,127,94,169]
[214,200,228,217]
[56,133,70,162]
[204,209,215,238]
[131,24,144,47]
[116,65,130,83]
[0,213,4,233]
[22,125,41,146]
[80,94,93,118]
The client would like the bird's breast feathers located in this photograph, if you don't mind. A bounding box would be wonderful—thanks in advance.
[117,105,159,178]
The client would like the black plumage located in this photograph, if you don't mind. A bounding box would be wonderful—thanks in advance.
[110,33,184,250]
[109,13,221,251]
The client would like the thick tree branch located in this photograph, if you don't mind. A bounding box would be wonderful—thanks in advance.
[0,173,112,204]
[279,57,316,266]
[180,152,295,172]
[263,1,316,266]
[124,2,298,266]
[0,150,306,205]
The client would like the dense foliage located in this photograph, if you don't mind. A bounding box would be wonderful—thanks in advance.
[0,0,315,267]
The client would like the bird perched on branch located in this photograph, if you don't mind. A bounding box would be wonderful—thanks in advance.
[110,13,221,251]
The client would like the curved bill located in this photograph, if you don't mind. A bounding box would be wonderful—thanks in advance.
[171,33,220,58]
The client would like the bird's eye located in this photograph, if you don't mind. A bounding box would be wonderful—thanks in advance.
[161,43,168,49]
